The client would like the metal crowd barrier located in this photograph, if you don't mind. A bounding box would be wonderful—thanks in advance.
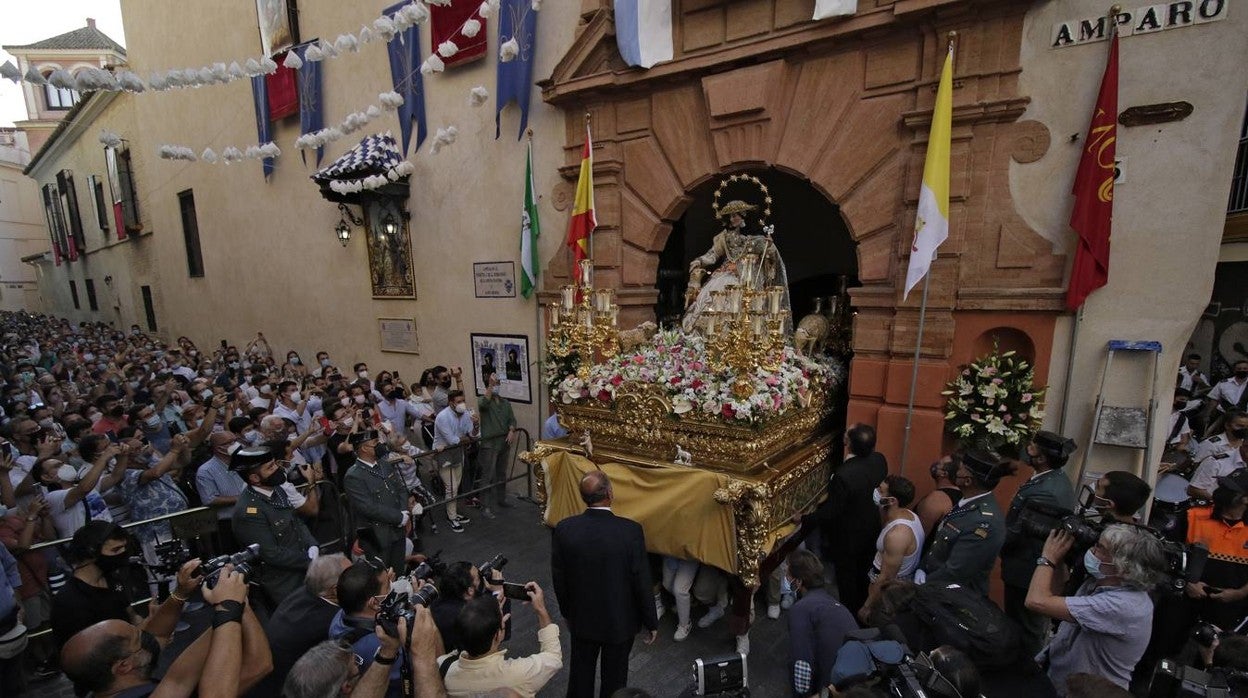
[20,428,538,639]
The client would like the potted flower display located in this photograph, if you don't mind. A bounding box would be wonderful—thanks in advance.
[941,341,1046,453]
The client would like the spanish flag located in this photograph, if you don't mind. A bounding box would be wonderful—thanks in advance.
[903,41,954,300]
[565,124,596,265]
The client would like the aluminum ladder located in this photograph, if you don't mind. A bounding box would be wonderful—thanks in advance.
[1075,340,1164,496]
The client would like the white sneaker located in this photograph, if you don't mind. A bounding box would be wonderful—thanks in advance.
[767,603,781,619]
[736,634,750,656]
[654,594,665,621]
[674,623,692,641]
[698,605,725,629]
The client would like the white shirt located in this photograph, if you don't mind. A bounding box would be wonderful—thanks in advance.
[1189,447,1246,495]
[170,365,197,382]
[378,398,434,430]
[1178,367,1208,392]
[957,491,992,508]
[433,407,477,450]
[1167,411,1193,445]
[46,487,114,539]
[1208,377,1248,412]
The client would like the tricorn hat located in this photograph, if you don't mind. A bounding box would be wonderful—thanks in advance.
[716,200,757,218]
[229,445,277,474]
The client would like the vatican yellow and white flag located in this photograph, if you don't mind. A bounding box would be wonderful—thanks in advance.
[904,42,954,300]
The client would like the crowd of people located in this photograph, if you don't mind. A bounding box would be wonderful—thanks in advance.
[3,309,1248,697]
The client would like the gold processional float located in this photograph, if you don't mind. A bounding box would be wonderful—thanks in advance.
[521,176,852,596]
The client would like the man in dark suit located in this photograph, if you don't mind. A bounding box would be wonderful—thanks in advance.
[802,423,888,615]
[551,470,658,697]
[343,430,415,573]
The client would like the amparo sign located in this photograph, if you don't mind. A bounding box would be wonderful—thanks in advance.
[1052,0,1227,48]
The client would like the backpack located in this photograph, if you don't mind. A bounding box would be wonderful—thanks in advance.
[904,583,1022,668]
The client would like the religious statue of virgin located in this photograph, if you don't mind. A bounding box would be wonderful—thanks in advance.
[682,197,793,335]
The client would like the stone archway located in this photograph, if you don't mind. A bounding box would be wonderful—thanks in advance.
[541,0,1067,472]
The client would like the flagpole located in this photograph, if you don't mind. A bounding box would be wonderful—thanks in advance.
[899,265,932,476]
[529,128,545,439]
[1057,306,1084,434]
[585,111,594,262]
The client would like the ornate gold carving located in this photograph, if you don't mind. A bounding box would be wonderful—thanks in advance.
[556,381,833,473]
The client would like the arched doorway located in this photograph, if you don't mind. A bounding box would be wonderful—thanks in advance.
[655,168,858,331]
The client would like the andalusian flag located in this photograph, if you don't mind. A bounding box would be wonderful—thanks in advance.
[904,42,954,300]
[565,124,596,264]
[520,141,541,298]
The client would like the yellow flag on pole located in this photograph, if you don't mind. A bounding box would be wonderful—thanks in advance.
[904,43,954,300]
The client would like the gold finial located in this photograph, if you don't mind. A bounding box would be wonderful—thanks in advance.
[526,127,534,141]
[1110,4,1122,14]
[584,111,591,125]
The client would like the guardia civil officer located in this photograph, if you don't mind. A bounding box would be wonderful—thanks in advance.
[918,449,1011,596]
[1000,431,1078,658]
[343,429,418,573]
[231,445,319,607]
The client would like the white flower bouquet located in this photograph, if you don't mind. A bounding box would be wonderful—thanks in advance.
[940,342,1046,452]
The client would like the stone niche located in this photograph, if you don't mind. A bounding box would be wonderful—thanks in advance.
[539,0,1067,473]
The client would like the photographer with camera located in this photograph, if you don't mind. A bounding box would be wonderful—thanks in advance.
[61,565,274,698]
[441,581,562,697]
[918,450,1011,596]
[230,445,320,607]
[1026,523,1167,693]
[430,562,485,654]
[329,560,446,697]
[284,610,446,698]
[1001,431,1078,657]
[1088,471,1152,524]
[50,521,203,647]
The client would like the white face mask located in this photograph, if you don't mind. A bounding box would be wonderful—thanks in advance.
[56,463,78,482]
[354,395,367,405]
[288,391,301,403]
[289,357,301,365]
[38,417,55,429]
[340,398,350,407]
[144,415,162,429]
[259,385,272,395]
[88,412,103,423]
[358,371,369,380]
[872,489,883,506]
[201,389,214,400]
[341,417,355,428]
[454,403,467,415]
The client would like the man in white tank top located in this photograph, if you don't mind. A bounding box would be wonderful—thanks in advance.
[859,475,925,624]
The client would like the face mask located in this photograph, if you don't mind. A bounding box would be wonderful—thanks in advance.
[440,378,452,389]
[288,391,302,403]
[128,380,141,390]
[229,362,240,370]
[340,398,350,407]
[1083,549,1109,580]
[341,417,354,428]
[201,389,214,400]
[320,358,331,368]
[38,417,55,430]
[454,403,467,415]
[290,357,301,365]
[261,469,287,487]
[354,395,367,405]
[1232,427,1248,441]
[388,390,404,401]
[1174,401,1187,411]
[1237,370,1248,380]
[88,412,102,423]
[96,551,130,575]
[243,430,263,445]
[109,406,125,418]
[56,463,78,482]
[143,415,162,429]
[202,368,214,377]
[358,371,370,380]
[260,385,272,395]
[373,443,391,460]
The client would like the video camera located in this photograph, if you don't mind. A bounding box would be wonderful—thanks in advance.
[375,584,439,638]
[1015,501,1207,594]
[478,553,507,582]
[148,539,193,577]
[199,544,262,589]
[830,633,968,698]
[1148,658,1248,698]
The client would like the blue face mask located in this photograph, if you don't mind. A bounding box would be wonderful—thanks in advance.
[1084,549,1108,580]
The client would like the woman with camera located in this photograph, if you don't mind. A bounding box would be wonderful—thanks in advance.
[1026,523,1167,694]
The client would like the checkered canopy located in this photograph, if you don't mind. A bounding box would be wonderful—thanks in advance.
[311,133,403,183]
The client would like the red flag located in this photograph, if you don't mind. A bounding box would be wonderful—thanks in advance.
[1065,33,1119,311]
[267,62,298,120]
[565,125,596,265]
[430,2,488,68]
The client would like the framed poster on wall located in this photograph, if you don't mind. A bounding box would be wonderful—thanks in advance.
[469,333,531,403]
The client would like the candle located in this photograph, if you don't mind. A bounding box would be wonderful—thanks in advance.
[578,259,594,287]
[726,285,742,314]
[561,285,576,311]
[711,291,725,313]
[750,313,765,335]
[767,286,784,315]
[739,254,758,287]
[704,311,717,334]
[548,304,561,327]
[609,306,619,326]
[750,293,765,313]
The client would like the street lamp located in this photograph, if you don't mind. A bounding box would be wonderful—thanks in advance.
[382,213,397,240]
[335,218,351,246]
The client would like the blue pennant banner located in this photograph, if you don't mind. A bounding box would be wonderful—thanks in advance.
[250,75,274,178]
[295,42,324,166]
[496,0,539,140]
[385,0,427,156]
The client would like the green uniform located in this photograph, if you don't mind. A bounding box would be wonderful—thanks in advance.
[477,393,517,508]
[343,457,408,572]
[231,486,317,604]
[1000,468,1076,656]
[920,492,1006,596]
